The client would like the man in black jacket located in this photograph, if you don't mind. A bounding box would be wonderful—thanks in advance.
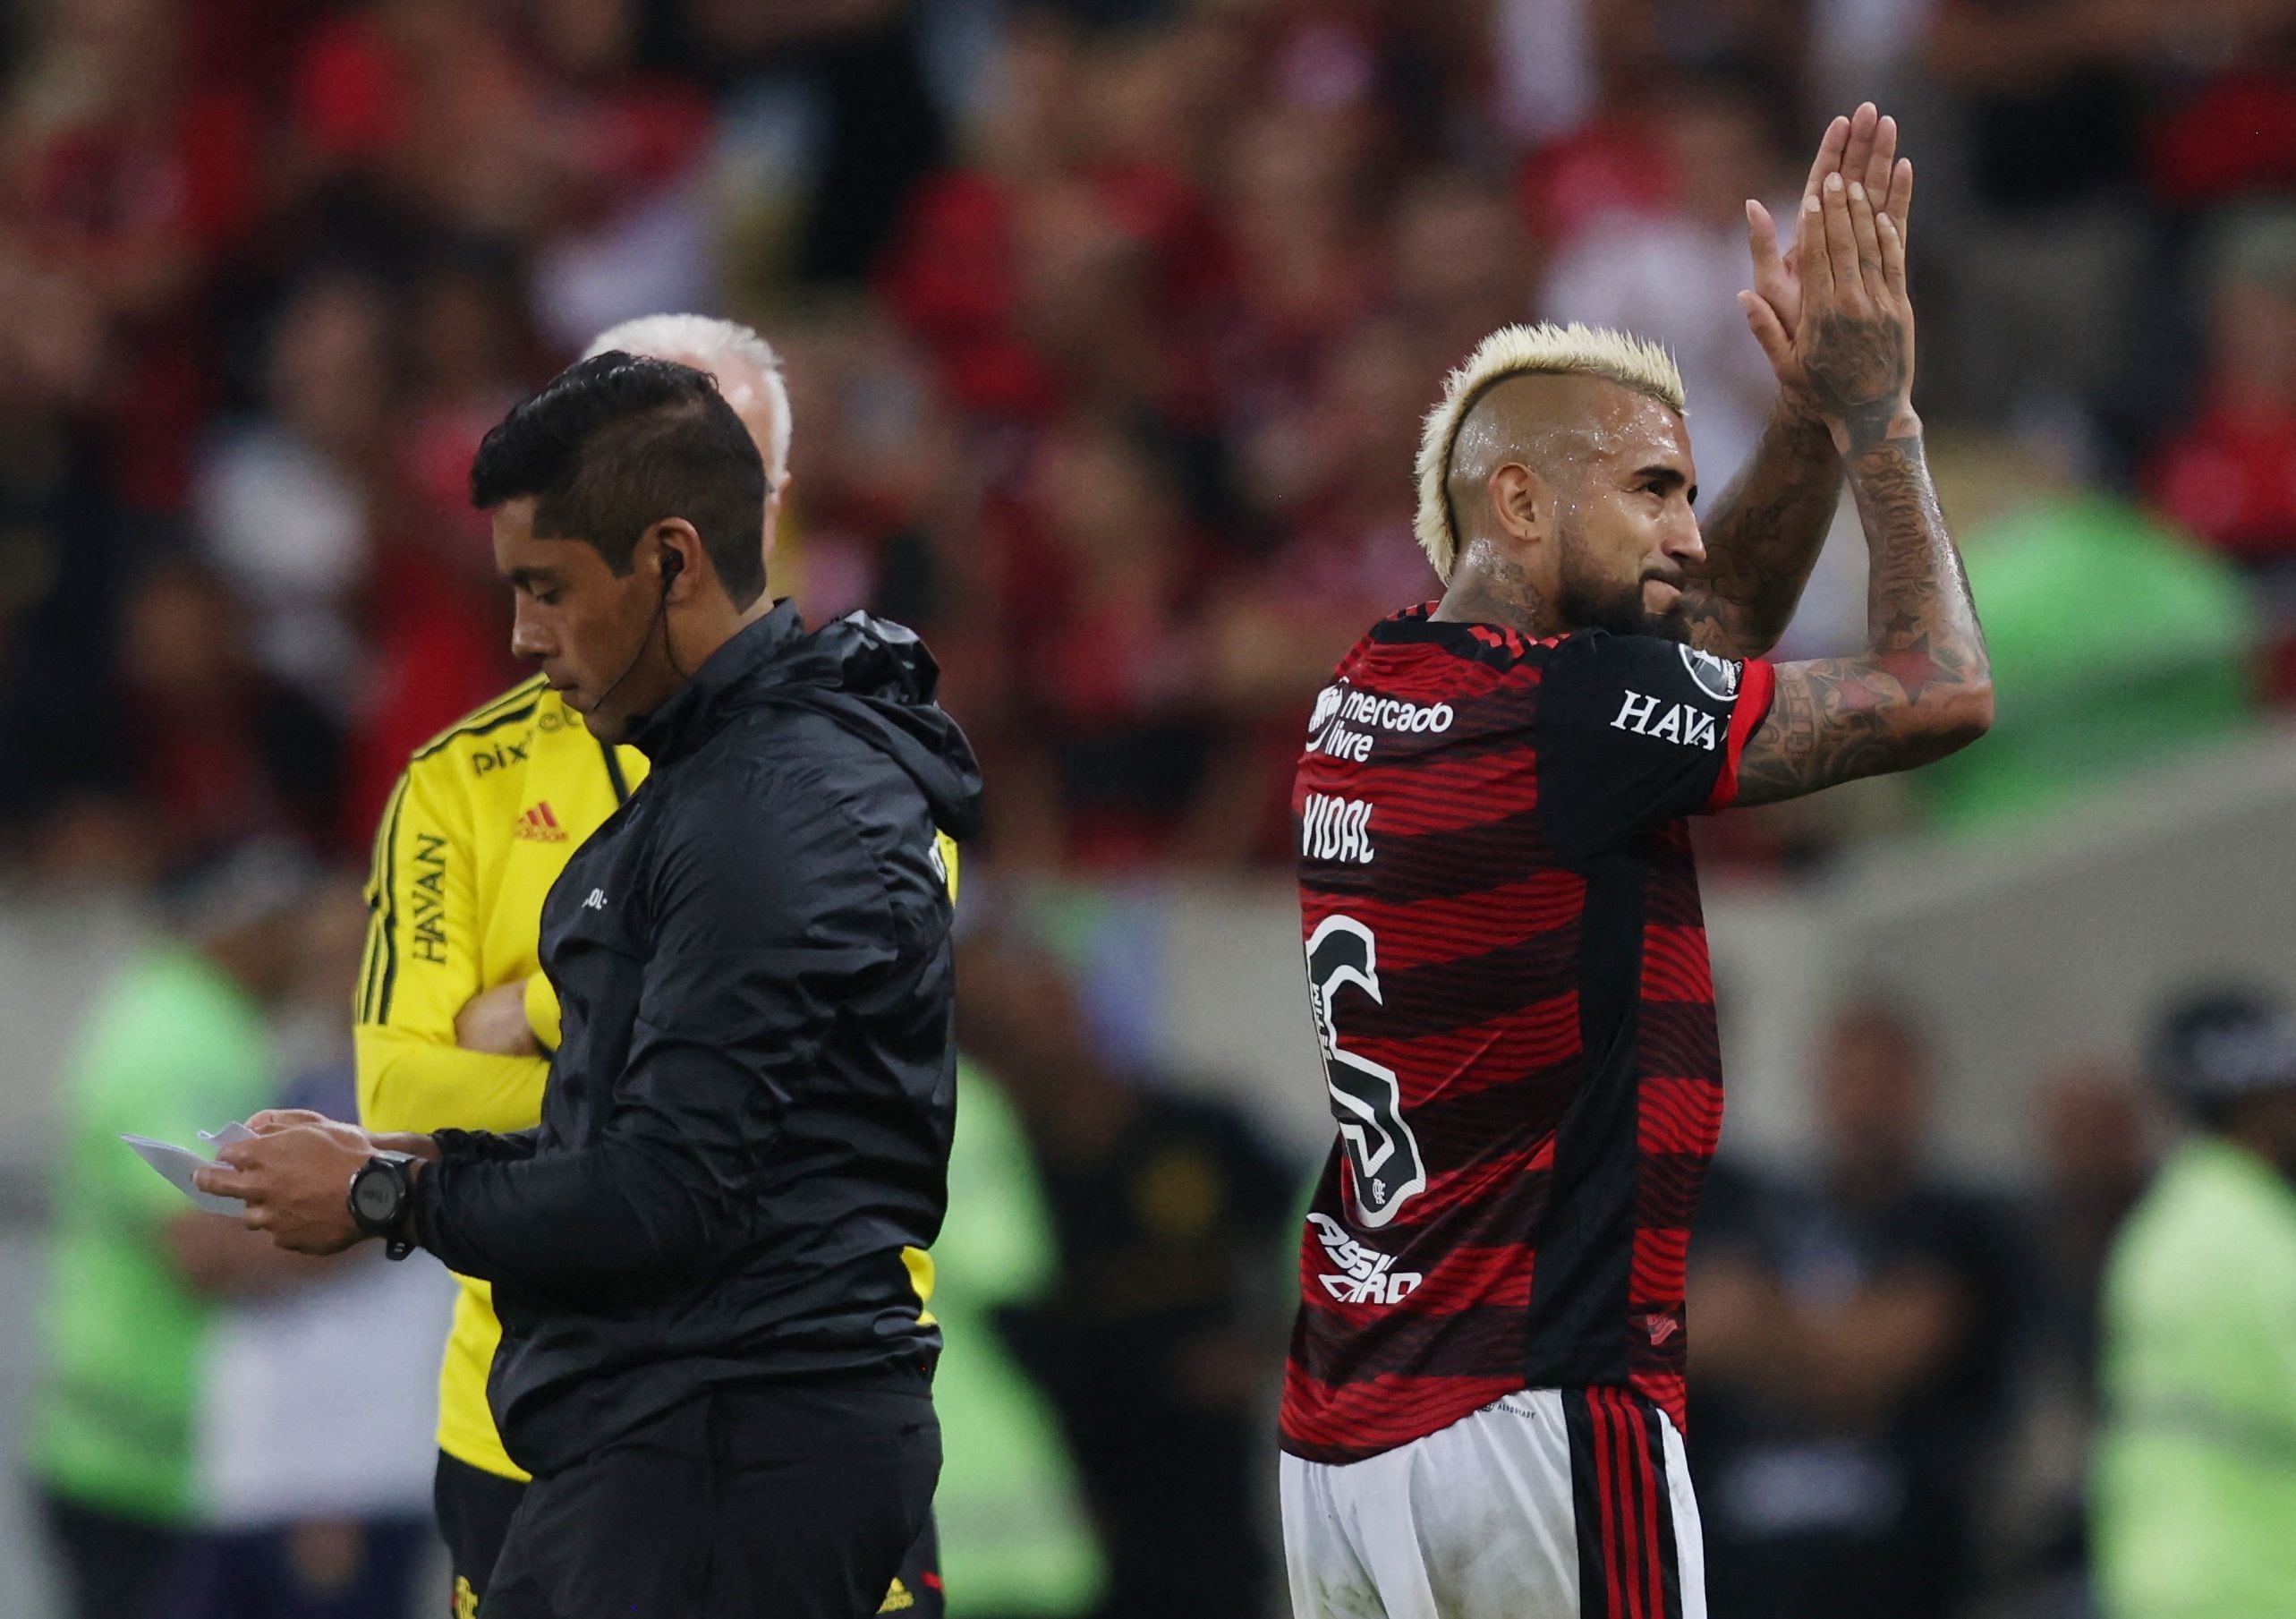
[200,354,983,1618]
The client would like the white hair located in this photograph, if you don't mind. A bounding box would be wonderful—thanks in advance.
[1413,322,1687,583]
[584,314,792,482]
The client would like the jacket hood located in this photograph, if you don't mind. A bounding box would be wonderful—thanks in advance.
[634,602,984,840]
[767,610,985,841]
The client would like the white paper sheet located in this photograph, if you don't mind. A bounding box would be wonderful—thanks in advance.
[121,1130,248,1216]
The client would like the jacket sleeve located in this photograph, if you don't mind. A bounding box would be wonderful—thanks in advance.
[412,763,897,1300]
[354,754,551,1136]
[430,1126,544,1164]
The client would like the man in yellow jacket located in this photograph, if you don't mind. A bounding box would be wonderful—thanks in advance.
[357,314,949,1618]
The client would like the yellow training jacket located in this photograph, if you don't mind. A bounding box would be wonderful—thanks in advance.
[356,675,642,1479]
[356,672,959,1482]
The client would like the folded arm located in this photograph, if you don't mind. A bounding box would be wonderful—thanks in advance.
[357,1024,548,1137]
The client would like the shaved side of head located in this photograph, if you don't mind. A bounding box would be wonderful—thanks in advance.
[1445,372,1645,551]
[1450,371,1616,541]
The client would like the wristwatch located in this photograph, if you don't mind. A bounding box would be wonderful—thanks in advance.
[347,1151,420,1261]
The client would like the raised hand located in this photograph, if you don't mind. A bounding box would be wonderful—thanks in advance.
[1741,103,1915,407]
[1666,106,1926,660]
[1797,167,1916,452]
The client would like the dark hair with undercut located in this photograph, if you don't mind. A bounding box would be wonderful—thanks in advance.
[469,351,768,607]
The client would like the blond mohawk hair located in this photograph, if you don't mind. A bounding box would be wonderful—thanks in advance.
[1413,322,1686,583]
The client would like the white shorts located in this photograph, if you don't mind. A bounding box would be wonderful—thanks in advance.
[1280,1388,1705,1619]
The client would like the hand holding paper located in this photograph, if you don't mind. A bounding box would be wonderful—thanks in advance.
[194,1114,406,1255]
[121,1129,251,1217]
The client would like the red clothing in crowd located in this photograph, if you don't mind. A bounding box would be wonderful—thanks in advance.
[2148,394,2296,563]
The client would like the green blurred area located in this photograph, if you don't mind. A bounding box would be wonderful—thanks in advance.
[1915,497,2262,831]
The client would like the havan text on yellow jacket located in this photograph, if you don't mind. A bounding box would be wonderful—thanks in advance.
[356,675,642,1480]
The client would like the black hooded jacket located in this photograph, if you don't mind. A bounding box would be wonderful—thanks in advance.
[411,601,982,1475]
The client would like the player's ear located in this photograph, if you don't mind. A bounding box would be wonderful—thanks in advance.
[648,520,702,596]
[1487,462,1552,549]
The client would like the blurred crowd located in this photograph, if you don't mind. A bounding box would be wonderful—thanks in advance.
[8,0,2296,885]
[9,3,2296,1613]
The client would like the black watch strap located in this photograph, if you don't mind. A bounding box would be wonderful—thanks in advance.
[348,1151,419,1261]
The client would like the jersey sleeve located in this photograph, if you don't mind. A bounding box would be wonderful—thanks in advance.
[354,754,550,1136]
[1535,631,1776,862]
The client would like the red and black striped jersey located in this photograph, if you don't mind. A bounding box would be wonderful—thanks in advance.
[1280,603,1775,1464]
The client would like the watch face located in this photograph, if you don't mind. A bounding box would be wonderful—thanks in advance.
[353,1165,399,1225]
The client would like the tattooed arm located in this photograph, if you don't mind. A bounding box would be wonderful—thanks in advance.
[1733,166,1991,805]
[1679,403,1841,659]
[1685,103,1917,660]
[1733,431,1990,802]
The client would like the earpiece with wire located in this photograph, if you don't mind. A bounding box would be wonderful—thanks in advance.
[593,547,686,712]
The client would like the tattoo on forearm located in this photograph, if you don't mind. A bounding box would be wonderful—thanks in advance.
[1682,404,1841,659]
[1850,435,1979,657]
[1733,434,1990,806]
